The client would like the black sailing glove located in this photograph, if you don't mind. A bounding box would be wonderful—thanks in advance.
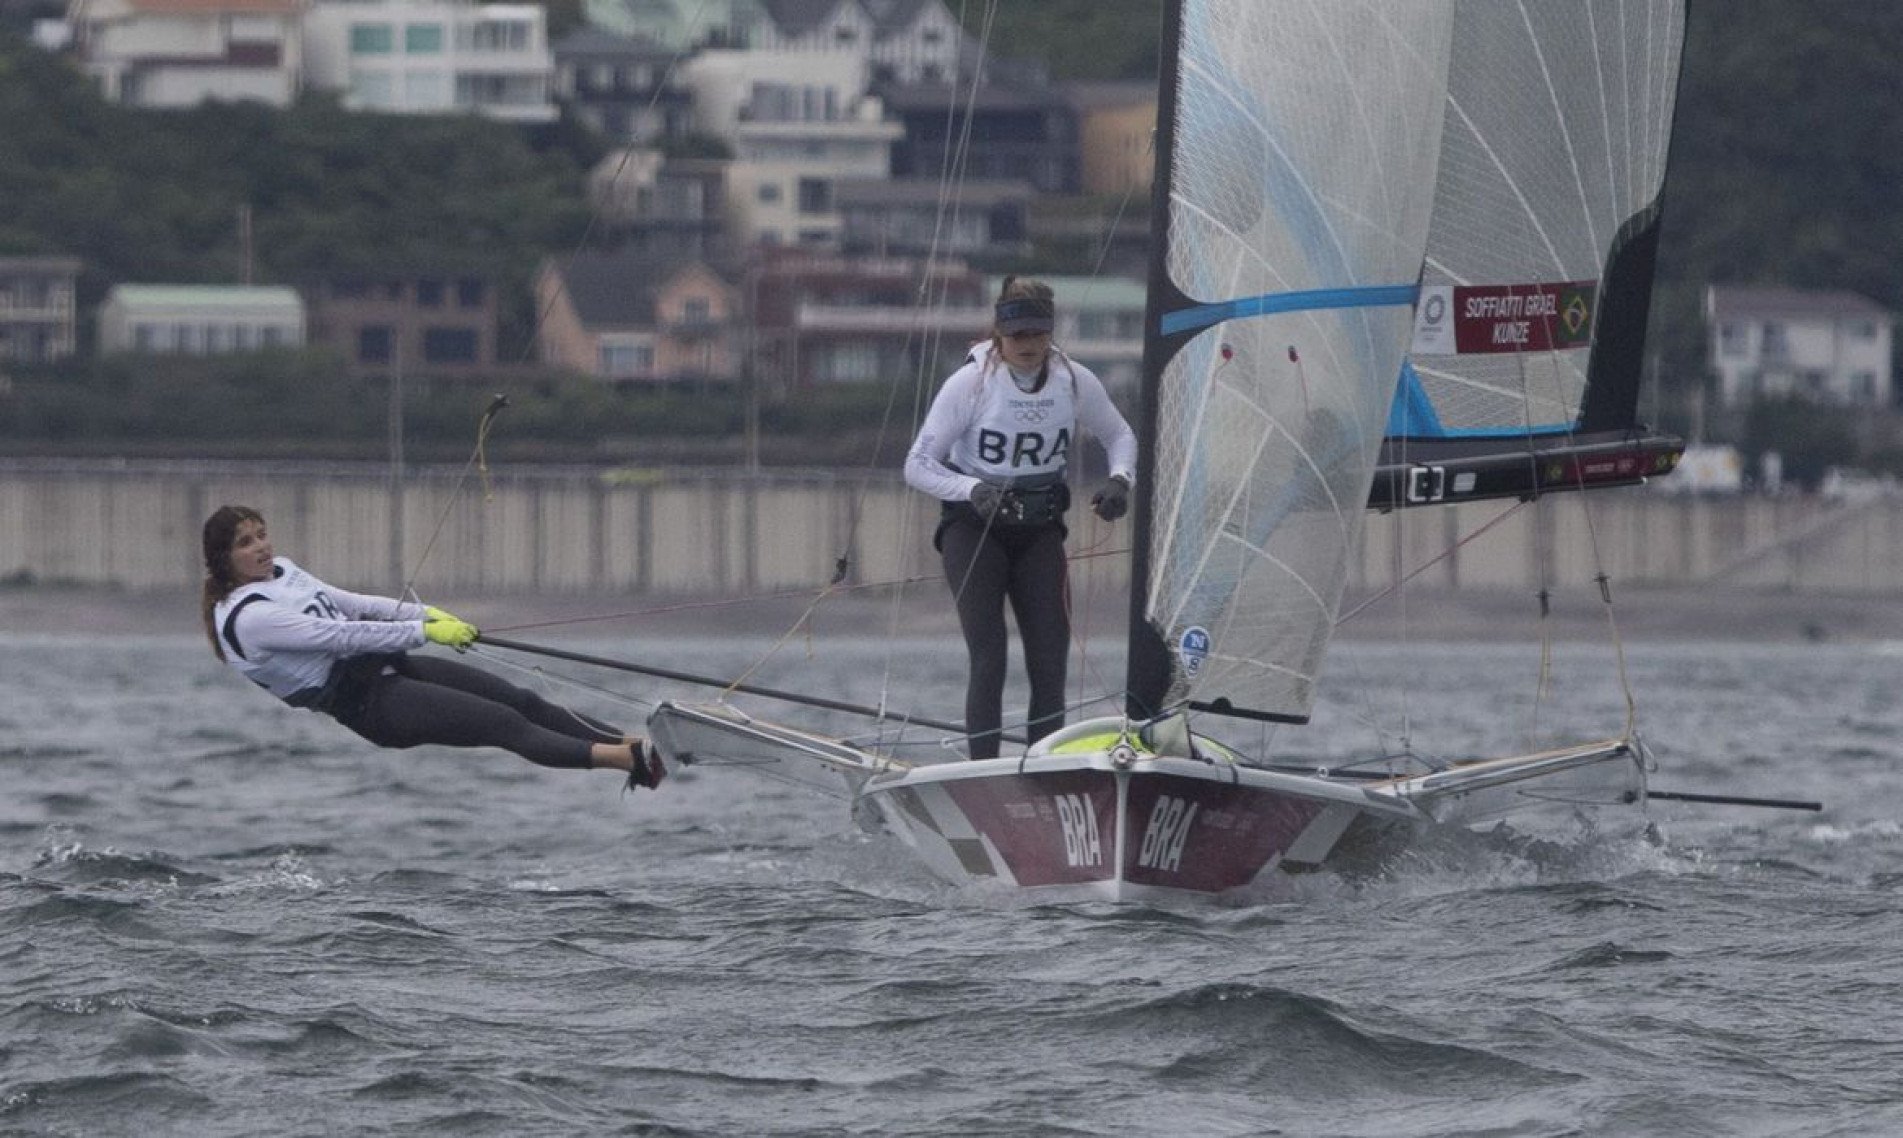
[1092,475,1130,522]
[969,483,1005,520]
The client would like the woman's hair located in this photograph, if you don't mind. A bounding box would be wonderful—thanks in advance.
[991,275,1056,348]
[200,504,264,661]
[996,275,1053,306]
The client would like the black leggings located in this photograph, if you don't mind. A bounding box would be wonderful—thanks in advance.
[938,519,1070,760]
[333,655,624,769]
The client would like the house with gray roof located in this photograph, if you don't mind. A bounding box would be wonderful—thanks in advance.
[834,177,1029,260]
[1706,285,1894,409]
[752,0,963,84]
[535,248,739,382]
[552,27,694,144]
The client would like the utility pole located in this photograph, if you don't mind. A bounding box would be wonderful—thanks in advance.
[237,203,253,284]
[387,326,406,594]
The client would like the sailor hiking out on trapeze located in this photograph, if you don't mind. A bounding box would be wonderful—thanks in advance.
[200,504,664,790]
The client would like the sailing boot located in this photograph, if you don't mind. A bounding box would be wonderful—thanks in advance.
[625,738,667,791]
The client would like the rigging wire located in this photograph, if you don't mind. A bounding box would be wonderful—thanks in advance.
[397,393,510,601]
[390,0,718,597]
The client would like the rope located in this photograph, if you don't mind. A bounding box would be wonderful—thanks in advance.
[1335,500,1527,626]
[399,394,509,601]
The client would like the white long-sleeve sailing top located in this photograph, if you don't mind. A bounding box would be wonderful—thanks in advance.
[904,341,1137,502]
[212,557,426,700]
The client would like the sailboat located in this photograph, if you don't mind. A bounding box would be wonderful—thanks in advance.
[643,0,1690,902]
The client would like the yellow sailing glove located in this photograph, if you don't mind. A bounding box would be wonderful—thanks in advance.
[424,604,464,625]
[423,614,479,651]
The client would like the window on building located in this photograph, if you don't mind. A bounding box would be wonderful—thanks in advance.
[352,71,395,107]
[797,178,831,214]
[423,327,478,363]
[415,279,445,307]
[359,326,393,363]
[405,72,448,105]
[206,324,228,353]
[600,340,653,377]
[748,81,791,121]
[1848,320,1878,339]
[1852,371,1878,403]
[405,23,443,52]
[179,324,201,354]
[262,325,286,348]
[833,26,856,44]
[457,280,485,308]
[465,19,530,52]
[820,342,879,382]
[682,297,711,325]
[1761,322,1790,361]
[134,323,160,352]
[350,23,394,53]
[758,182,782,204]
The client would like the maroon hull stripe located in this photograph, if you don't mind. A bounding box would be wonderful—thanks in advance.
[941,770,1120,887]
[1122,775,1324,892]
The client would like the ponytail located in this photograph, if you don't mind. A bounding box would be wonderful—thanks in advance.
[199,505,263,661]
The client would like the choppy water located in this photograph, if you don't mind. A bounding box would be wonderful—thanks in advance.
[5,624,1903,1136]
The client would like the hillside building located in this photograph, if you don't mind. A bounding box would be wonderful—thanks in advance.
[1706,285,1895,409]
[0,257,82,365]
[97,285,305,355]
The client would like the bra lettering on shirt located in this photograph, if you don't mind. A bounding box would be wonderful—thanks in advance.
[978,427,1072,469]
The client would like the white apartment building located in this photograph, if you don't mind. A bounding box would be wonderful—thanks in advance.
[66,0,304,108]
[98,285,306,355]
[679,49,900,248]
[1706,285,1895,409]
[302,0,556,122]
[750,0,964,85]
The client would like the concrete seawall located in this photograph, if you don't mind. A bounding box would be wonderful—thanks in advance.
[3,459,1899,602]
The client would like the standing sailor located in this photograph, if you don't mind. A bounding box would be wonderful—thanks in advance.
[904,277,1138,759]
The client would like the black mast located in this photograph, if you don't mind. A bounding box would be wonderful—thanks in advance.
[1124,0,1193,721]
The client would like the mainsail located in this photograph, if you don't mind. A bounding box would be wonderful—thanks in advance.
[1371,0,1688,509]
[1127,1,1458,723]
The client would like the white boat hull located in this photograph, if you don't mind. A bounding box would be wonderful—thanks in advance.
[860,752,1417,901]
[649,703,1647,903]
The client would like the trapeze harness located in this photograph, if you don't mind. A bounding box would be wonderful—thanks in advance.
[931,347,1082,544]
[214,558,424,718]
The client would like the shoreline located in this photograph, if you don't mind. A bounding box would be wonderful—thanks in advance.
[6,582,1898,645]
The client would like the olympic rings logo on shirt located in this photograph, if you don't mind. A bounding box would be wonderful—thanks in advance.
[1014,408,1050,424]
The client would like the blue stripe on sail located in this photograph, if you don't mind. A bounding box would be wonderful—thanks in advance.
[1386,360,1444,436]
[1385,360,1574,439]
[1160,283,1420,337]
